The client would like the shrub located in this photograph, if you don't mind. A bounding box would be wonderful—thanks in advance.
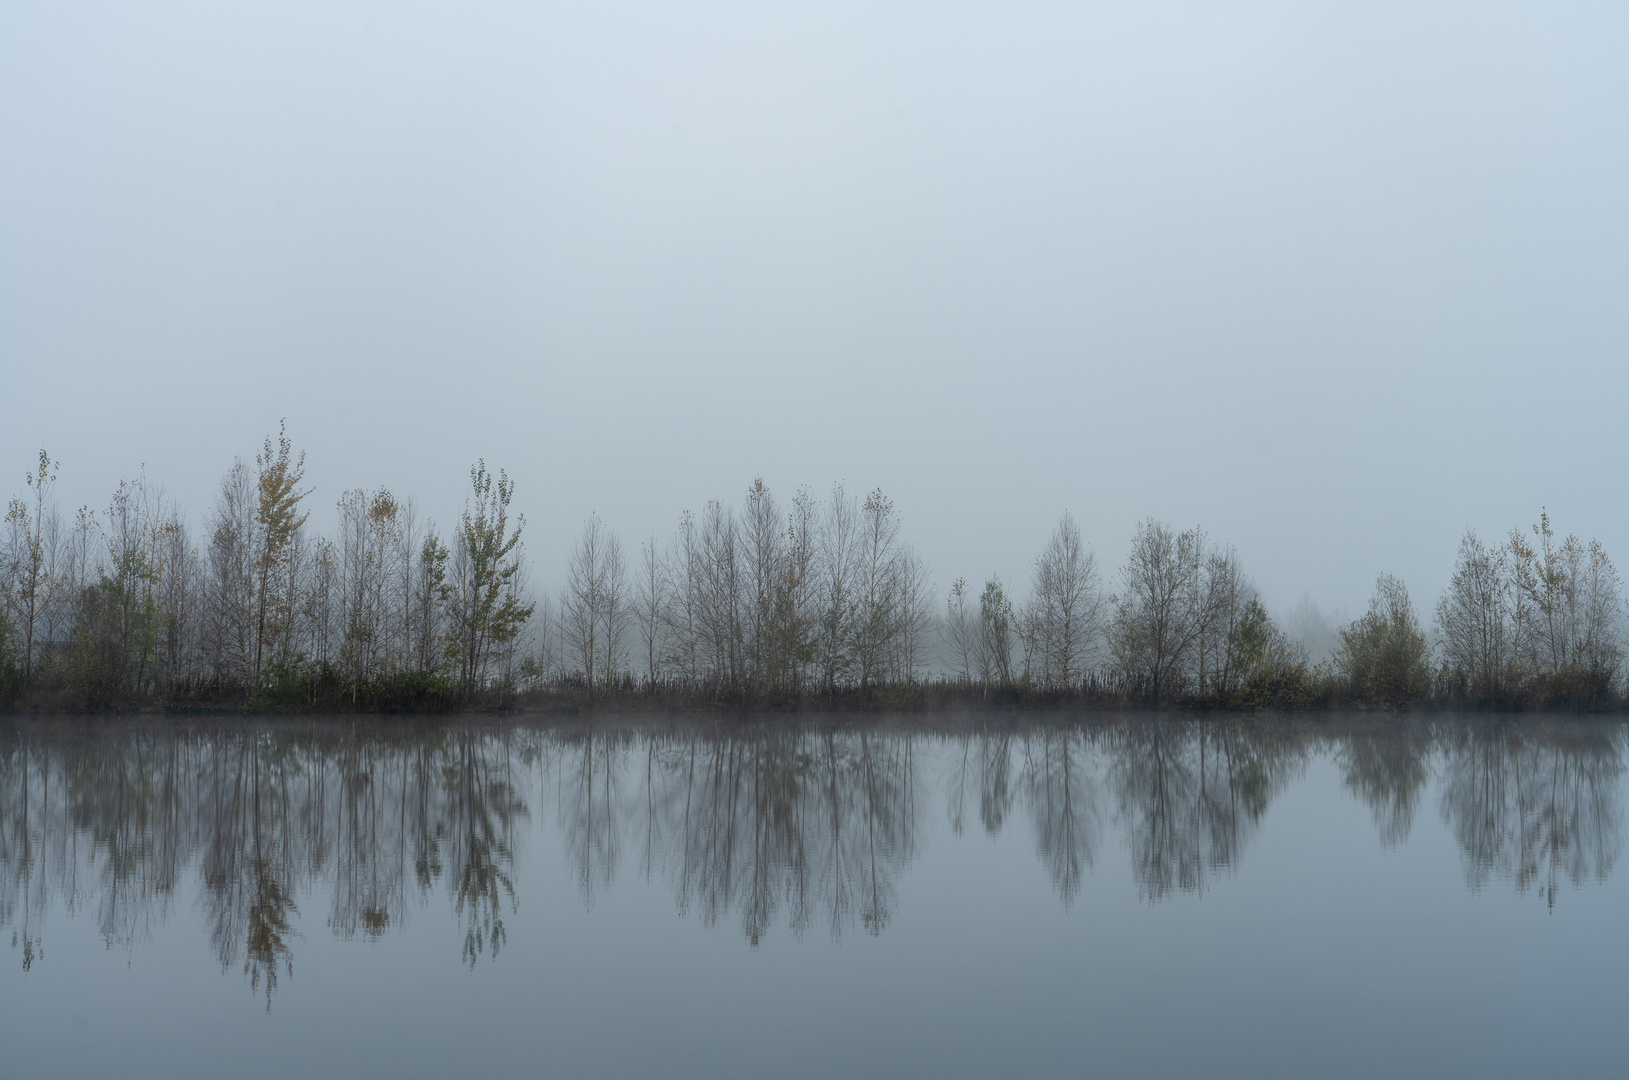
[1337,574,1432,709]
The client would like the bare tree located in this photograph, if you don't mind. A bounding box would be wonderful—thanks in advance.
[152,503,199,695]
[337,490,374,688]
[978,577,1014,685]
[1026,512,1104,690]
[1108,520,1208,706]
[661,511,701,687]
[696,501,741,692]
[942,577,977,683]
[1198,547,1252,700]
[1285,593,1342,666]
[742,480,783,690]
[854,489,901,688]
[36,501,70,671]
[779,487,820,694]
[565,515,615,694]
[90,476,164,700]
[635,536,666,690]
[1507,511,1622,690]
[599,530,628,689]
[2,451,61,688]
[532,590,562,684]
[304,535,338,673]
[815,485,858,692]
[336,487,406,693]
[1437,530,1515,703]
[892,546,935,684]
[204,459,257,688]
[411,529,448,677]
[398,498,422,675]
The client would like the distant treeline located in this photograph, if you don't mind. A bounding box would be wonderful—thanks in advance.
[0,433,1623,713]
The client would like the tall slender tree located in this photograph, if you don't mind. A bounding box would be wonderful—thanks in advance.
[252,423,310,686]
[445,462,533,697]
[1437,529,1514,704]
[2,450,59,688]
[1026,512,1103,690]
[636,535,666,690]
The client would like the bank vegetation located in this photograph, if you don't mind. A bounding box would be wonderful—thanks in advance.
[1,435,1623,715]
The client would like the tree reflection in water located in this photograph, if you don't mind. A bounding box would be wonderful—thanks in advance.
[0,723,530,1003]
[618,728,920,942]
[944,726,1103,905]
[1020,728,1101,906]
[1108,721,1307,900]
[1,717,1624,999]
[198,735,302,1007]
[1437,720,1624,906]
[1337,720,1432,847]
[556,729,626,910]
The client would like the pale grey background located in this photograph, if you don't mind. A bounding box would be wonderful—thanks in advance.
[3,0,1625,615]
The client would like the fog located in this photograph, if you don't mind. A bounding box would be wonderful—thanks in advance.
[4,0,1626,615]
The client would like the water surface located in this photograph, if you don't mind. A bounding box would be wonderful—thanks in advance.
[2,714,1624,1078]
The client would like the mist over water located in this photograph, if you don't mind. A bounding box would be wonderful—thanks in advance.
[3,714,1625,1078]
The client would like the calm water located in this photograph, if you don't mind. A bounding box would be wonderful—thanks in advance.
[2,714,1625,1079]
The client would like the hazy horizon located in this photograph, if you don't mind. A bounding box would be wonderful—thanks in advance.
[5,0,1627,618]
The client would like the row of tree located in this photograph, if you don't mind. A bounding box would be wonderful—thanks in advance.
[0,436,531,709]
[1,435,1623,711]
[542,482,937,700]
[1435,516,1623,706]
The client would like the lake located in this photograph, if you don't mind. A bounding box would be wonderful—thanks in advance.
[2,714,1624,1078]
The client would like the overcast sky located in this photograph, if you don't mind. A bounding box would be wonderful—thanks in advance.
[3,0,1626,618]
